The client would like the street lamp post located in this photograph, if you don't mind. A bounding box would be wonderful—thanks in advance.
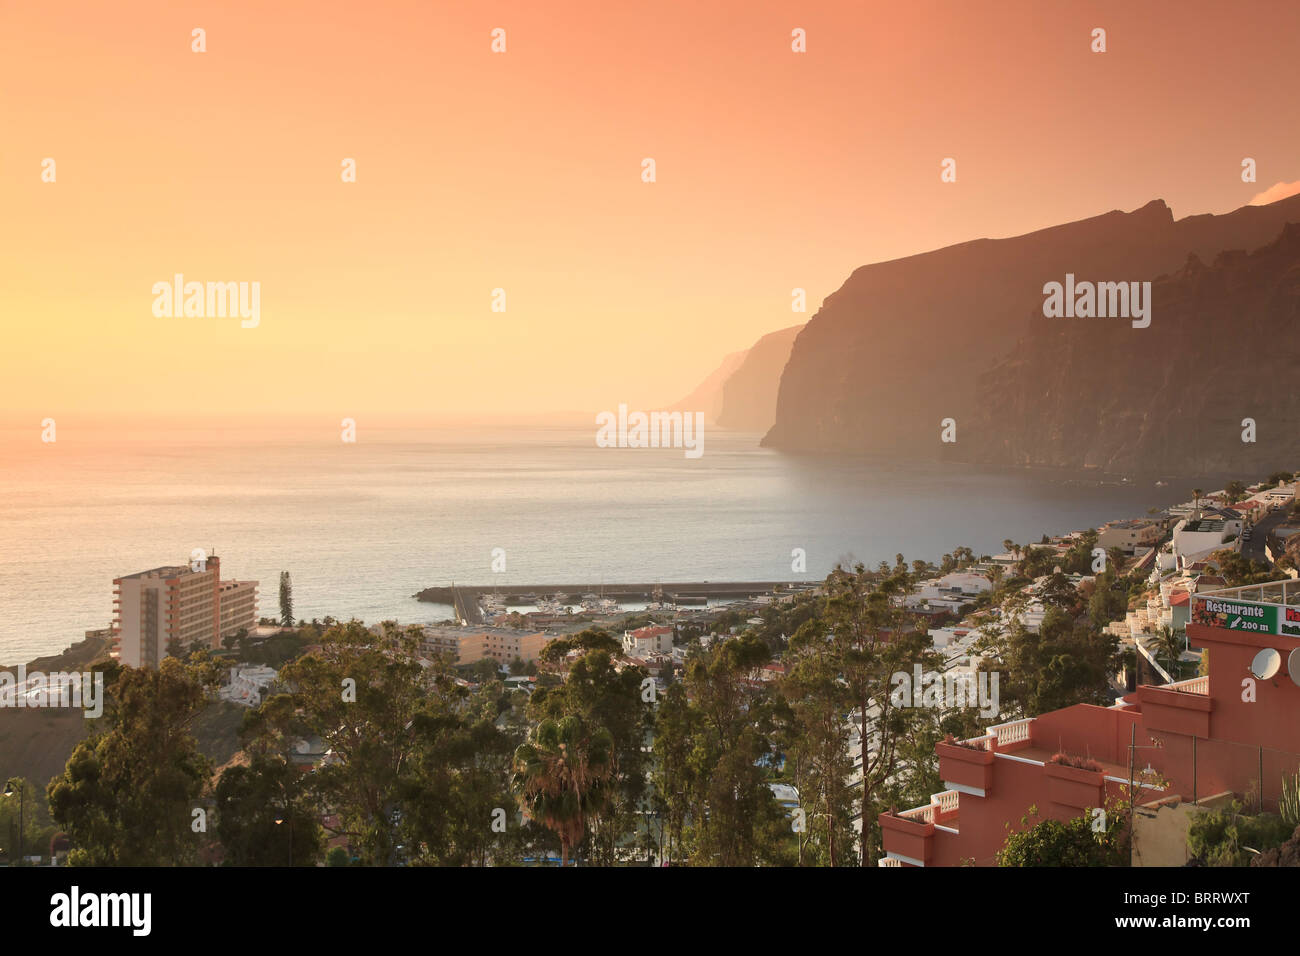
[275,811,294,867]
[4,782,24,865]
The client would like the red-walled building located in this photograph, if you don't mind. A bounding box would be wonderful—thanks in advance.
[880,580,1300,866]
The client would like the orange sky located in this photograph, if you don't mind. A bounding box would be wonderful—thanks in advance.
[2,0,1297,426]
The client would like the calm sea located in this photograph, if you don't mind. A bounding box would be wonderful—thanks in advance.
[0,423,1191,665]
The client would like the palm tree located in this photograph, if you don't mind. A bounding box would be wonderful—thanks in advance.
[1191,488,1204,515]
[1153,625,1184,680]
[513,715,614,866]
[1106,546,1127,575]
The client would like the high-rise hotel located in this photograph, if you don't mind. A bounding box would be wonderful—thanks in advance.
[112,555,258,667]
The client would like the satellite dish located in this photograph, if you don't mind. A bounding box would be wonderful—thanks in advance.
[1289,648,1300,687]
[1250,648,1282,680]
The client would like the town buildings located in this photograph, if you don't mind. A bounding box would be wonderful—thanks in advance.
[1170,510,1244,568]
[1097,518,1163,555]
[220,665,279,707]
[419,625,553,666]
[880,579,1300,867]
[622,624,675,657]
[112,555,258,668]
[903,572,993,615]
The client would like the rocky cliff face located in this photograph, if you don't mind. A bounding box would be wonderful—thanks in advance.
[969,224,1300,475]
[762,195,1300,475]
[671,323,803,431]
[671,347,747,422]
[715,324,803,431]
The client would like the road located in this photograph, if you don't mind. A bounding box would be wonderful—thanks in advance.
[1241,507,1289,563]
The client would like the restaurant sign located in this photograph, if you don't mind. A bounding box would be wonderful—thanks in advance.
[1192,597,1280,635]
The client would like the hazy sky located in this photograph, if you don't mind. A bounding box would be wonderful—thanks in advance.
[2,0,1297,425]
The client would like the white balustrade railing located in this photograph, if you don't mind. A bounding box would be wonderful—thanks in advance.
[986,717,1033,747]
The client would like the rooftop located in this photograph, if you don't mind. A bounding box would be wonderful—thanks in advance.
[1196,579,1300,609]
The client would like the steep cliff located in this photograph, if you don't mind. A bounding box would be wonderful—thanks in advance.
[671,347,747,423]
[670,323,803,431]
[969,223,1300,475]
[715,323,803,431]
[763,195,1300,470]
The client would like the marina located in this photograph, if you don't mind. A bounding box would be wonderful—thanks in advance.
[416,581,805,625]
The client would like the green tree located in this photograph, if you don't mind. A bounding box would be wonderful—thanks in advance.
[1187,800,1293,866]
[649,681,701,865]
[215,753,324,865]
[1040,569,1080,612]
[48,656,217,865]
[537,628,622,664]
[279,571,294,628]
[975,607,1119,716]
[529,639,651,864]
[997,805,1127,866]
[1,777,49,864]
[1216,550,1286,587]
[1152,625,1184,679]
[398,705,519,867]
[258,621,448,864]
[250,621,525,866]
[669,635,790,866]
[513,715,614,866]
[820,566,940,865]
[1088,569,1129,629]
[779,627,857,865]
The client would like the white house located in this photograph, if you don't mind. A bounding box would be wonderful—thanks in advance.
[622,625,674,657]
[1170,515,1243,569]
[220,665,279,708]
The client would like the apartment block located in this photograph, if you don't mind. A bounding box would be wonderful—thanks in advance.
[419,625,552,666]
[112,555,258,668]
[1097,519,1162,554]
[217,579,259,640]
